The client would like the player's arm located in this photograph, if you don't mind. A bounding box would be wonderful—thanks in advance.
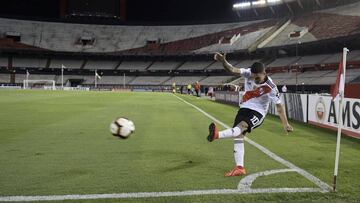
[276,103,294,135]
[214,52,241,75]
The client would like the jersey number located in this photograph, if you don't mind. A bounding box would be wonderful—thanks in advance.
[250,115,260,126]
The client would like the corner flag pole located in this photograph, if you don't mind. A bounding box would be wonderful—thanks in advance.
[95,70,97,88]
[25,70,30,89]
[333,47,349,192]
[123,73,125,88]
[61,64,65,89]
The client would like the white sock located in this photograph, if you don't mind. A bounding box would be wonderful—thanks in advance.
[234,138,244,167]
[219,127,242,139]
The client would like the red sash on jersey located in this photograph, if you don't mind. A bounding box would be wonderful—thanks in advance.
[242,85,271,103]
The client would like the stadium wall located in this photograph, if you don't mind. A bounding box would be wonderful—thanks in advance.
[308,95,360,139]
[214,91,360,139]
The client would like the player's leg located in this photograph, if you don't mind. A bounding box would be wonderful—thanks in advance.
[223,121,249,177]
[225,111,264,176]
[219,121,247,139]
[207,109,249,142]
[225,136,247,176]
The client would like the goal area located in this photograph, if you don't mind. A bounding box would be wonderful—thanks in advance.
[23,80,56,90]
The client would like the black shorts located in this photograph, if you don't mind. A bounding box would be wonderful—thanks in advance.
[232,108,264,134]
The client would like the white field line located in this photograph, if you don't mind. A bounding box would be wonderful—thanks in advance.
[0,94,330,202]
[238,169,297,190]
[0,188,325,202]
[173,94,331,192]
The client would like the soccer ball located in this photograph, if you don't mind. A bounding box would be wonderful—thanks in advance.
[110,118,135,139]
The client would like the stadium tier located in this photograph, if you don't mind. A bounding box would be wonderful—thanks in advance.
[117,61,152,70]
[13,58,47,68]
[128,76,170,85]
[206,60,239,70]
[0,74,9,83]
[198,76,234,86]
[147,61,182,70]
[177,61,214,70]
[84,60,119,70]
[267,57,301,68]
[0,1,359,93]
[263,2,360,48]
[0,18,275,54]
[0,2,359,55]
[49,59,84,69]
[163,76,206,86]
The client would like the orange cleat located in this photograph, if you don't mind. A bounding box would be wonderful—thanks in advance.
[207,122,219,142]
[224,166,246,177]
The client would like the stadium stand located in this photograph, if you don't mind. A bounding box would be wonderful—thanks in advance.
[0,57,8,67]
[268,71,299,85]
[321,50,360,64]
[280,70,333,85]
[206,60,238,70]
[129,76,170,85]
[322,53,343,64]
[117,61,152,70]
[177,61,213,70]
[319,1,360,17]
[67,75,136,85]
[351,76,360,83]
[93,76,135,85]
[123,20,277,54]
[163,76,206,86]
[198,76,234,86]
[0,2,359,93]
[50,59,84,69]
[267,57,301,68]
[13,58,47,68]
[148,61,182,70]
[349,50,360,61]
[263,2,360,48]
[193,27,273,53]
[236,59,261,68]
[229,77,245,85]
[0,1,358,55]
[295,55,331,66]
[269,68,360,86]
[0,74,10,83]
[54,75,89,84]
[84,60,119,70]
[0,37,46,51]
[0,18,273,53]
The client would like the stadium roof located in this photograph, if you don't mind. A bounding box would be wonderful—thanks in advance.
[0,0,359,25]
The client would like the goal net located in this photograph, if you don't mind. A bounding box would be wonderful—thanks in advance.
[23,80,56,90]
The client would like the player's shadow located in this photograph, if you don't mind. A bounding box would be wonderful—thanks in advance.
[148,149,207,173]
[161,160,199,173]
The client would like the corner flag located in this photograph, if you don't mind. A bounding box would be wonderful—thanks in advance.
[332,47,349,192]
[331,55,346,100]
[95,71,101,79]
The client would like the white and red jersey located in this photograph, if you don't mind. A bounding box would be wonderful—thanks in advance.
[239,68,281,116]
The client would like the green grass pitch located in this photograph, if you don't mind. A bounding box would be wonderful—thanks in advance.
[0,90,359,202]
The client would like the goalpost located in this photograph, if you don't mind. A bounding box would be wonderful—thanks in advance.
[23,79,56,90]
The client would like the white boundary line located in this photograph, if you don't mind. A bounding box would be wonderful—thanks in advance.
[0,94,330,202]
[0,168,324,202]
[0,188,325,202]
[173,94,331,192]
[238,169,297,189]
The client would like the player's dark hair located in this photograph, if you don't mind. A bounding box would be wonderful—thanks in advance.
[250,62,266,74]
